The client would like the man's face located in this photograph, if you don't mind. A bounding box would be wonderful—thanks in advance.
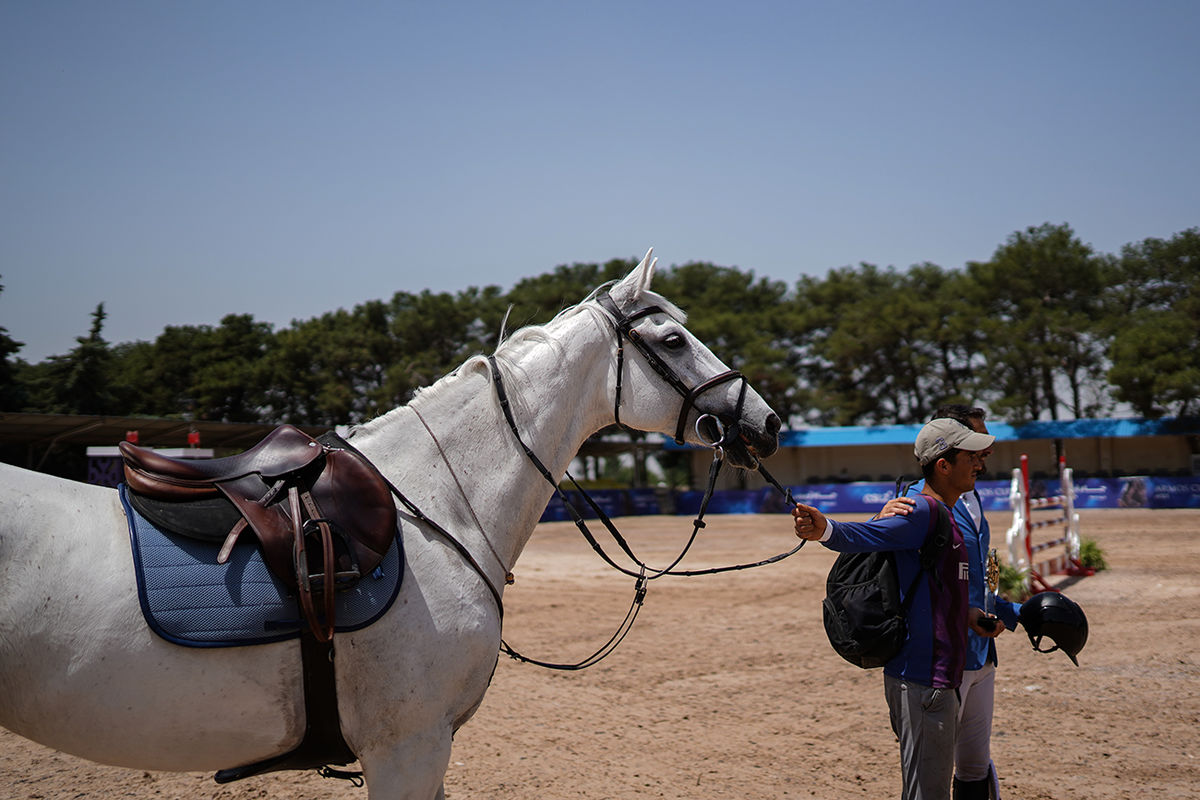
[967,418,992,477]
[944,448,985,493]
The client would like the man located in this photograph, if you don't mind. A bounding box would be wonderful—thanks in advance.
[793,418,1000,800]
[881,406,1020,800]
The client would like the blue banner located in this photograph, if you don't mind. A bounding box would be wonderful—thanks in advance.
[783,483,897,514]
[539,492,572,522]
[539,476,1200,521]
[627,488,662,516]
[674,489,763,515]
[1073,478,1123,509]
[976,480,1014,512]
[1146,476,1200,508]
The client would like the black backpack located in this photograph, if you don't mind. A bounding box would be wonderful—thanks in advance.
[821,493,951,669]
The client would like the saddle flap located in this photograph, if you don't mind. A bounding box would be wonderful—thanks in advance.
[311,449,398,569]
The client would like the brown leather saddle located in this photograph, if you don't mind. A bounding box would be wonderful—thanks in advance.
[120,425,396,642]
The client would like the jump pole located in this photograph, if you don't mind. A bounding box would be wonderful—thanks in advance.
[1004,453,1090,595]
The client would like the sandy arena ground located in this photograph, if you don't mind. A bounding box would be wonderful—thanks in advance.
[2,508,1197,799]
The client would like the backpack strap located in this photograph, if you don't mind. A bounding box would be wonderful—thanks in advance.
[919,496,953,574]
[894,475,920,499]
[899,496,953,611]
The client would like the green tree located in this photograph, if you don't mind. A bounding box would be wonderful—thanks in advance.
[110,314,274,422]
[1106,228,1200,417]
[788,263,966,426]
[266,302,397,425]
[382,285,508,408]
[0,277,28,411]
[262,284,510,427]
[22,304,119,415]
[17,227,1200,437]
[188,314,274,422]
[906,263,990,409]
[500,259,634,332]
[111,327,206,417]
[966,223,1112,421]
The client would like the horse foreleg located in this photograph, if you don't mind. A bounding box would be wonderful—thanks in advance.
[359,728,454,800]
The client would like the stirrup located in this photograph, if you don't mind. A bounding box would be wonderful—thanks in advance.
[302,518,363,588]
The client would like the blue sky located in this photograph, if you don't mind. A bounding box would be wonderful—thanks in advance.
[2,2,1197,363]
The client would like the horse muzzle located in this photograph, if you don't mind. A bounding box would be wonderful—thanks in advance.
[698,410,781,469]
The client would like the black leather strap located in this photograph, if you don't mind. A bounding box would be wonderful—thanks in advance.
[213,631,358,784]
[595,290,748,445]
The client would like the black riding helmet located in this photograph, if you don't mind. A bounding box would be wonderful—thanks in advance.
[1018,591,1088,665]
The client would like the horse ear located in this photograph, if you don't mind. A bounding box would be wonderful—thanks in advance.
[611,248,657,304]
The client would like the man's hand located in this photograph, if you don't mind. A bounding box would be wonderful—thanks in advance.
[968,606,1005,637]
[876,496,917,519]
[792,502,828,541]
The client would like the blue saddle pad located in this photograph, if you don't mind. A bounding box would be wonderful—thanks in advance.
[119,484,403,647]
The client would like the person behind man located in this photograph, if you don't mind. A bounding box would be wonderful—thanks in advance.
[880,405,1020,800]
[792,418,1001,800]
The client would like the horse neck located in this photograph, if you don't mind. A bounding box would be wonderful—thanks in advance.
[349,310,617,575]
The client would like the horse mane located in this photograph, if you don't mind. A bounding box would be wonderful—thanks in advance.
[349,286,687,438]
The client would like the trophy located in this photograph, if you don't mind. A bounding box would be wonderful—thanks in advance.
[980,548,1000,632]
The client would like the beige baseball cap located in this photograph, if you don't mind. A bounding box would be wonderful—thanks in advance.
[914,418,996,466]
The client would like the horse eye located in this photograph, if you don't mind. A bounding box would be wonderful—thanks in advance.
[662,333,685,350]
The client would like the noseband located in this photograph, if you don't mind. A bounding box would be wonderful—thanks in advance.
[594,290,748,448]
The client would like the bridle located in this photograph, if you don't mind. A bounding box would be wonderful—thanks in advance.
[343,288,802,672]
[483,288,802,669]
[593,289,749,449]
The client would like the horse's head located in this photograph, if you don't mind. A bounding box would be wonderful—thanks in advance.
[594,249,780,469]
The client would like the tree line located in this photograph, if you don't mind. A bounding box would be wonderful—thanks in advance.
[2,223,1197,432]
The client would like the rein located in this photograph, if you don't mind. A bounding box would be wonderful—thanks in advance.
[488,290,805,670]
[339,289,805,673]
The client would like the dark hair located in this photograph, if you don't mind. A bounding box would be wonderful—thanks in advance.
[932,404,986,429]
[921,447,964,479]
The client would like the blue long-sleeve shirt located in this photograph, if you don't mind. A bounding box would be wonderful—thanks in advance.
[821,494,970,689]
[902,480,1022,670]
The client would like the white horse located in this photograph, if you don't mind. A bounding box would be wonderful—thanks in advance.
[0,251,780,799]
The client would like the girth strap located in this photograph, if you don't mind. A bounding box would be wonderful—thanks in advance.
[213,631,359,785]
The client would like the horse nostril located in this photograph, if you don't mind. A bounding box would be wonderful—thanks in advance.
[765,413,781,438]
